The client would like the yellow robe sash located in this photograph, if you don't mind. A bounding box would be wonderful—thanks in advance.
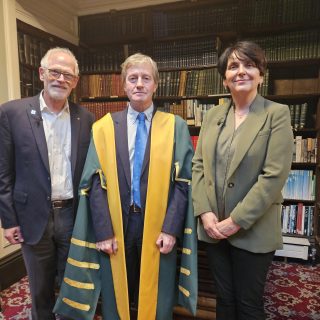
[93,111,175,320]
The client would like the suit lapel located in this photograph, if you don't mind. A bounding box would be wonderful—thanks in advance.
[206,102,231,187]
[113,109,131,187]
[227,95,268,180]
[27,99,50,174]
[70,103,81,179]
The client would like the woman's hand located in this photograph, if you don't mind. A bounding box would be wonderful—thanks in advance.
[215,217,241,237]
[200,212,226,239]
[96,237,118,255]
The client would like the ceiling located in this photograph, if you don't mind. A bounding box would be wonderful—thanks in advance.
[69,0,184,16]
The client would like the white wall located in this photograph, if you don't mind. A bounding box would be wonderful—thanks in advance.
[0,1,20,257]
[0,0,20,103]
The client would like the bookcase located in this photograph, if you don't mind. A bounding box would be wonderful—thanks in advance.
[76,0,320,251]
[75,0,320,317]
[16,20,78,100]
[15,0,320,317]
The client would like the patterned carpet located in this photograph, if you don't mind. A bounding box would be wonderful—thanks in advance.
[264,261,320,320]
[0,261,319,319]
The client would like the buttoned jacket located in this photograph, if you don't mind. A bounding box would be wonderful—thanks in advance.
[192,94,293,253]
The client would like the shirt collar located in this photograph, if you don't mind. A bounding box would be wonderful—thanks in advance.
[39,90,70,116]
[127,103,154,124]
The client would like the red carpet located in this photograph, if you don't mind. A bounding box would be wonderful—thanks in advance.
[1,261,319,319]
[264,261,320,320]
[0,277,102,320]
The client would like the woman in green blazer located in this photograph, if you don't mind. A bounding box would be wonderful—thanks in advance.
[192,41,293,320]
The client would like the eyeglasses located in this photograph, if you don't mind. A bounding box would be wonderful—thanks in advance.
[43,68,77,82]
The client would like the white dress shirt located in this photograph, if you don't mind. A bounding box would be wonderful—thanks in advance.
[40,92,73,200]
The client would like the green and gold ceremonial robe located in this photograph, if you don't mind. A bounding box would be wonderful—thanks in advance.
[54,111,197,320]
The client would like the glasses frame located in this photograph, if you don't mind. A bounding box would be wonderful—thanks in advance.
[43,67,77,82]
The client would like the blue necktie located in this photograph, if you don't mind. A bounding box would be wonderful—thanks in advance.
[132,113,148,207]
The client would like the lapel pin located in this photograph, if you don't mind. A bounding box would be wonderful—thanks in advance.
[31,109,37,115]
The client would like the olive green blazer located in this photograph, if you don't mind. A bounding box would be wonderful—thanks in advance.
[192,94,294,253]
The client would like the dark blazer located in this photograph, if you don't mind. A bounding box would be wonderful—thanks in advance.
[90,108,188,241]
[0,94,94,245]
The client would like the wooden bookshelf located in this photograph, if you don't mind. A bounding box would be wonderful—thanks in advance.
[16,20,78,100]
[74,1,320,317]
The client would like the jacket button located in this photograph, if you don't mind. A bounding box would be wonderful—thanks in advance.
[228,182,234,188]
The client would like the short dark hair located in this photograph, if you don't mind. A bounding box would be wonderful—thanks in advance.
[217,41,267,78]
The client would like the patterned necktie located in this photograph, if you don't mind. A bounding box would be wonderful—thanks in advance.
[132,112,148,207]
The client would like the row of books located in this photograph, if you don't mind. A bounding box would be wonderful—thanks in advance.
[155,69,224,98]
[79,12,146,45]
[78,37,219,73]
[152,1,320,39]
[150,38,219,69]
[242,0,320,28]
[289,103,309,130]
[187,100,218,128]
[186,98,228,127]
[281,204,314,236]
[19,66,42,98]
[77,1,319,42]
[81,99,222,129]
[158,100,218,127]
[17,32,50,67]
[79,68,225,99]
[79,46,125,73]
[293,137,318,164]
[152,4,237,38]
[282,170,316,201]
[259,69,269,96]
[79,66,319,100]
[81,101,127,121]
[157,102,187,120]
[250,29,320,61]
[80,74,125,98]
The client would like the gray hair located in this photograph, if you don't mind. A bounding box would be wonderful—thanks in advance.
[40,47,79,76]
[121,53,159,85]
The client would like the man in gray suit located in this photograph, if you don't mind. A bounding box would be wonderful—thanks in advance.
[0,47,94,319]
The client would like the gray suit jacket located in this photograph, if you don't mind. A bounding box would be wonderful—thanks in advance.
[0,94,94,244]
[192,94,293,253]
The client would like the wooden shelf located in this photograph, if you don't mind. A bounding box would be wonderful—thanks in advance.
[283,199,316,204]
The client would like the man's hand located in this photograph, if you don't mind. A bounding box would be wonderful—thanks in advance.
[4,226,24,244]
[200,211,226,239]
[215,217,240,237]
[156,232,176,254]
[96,237,118,255]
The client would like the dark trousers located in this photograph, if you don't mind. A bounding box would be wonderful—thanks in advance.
[205,240,274,320]
[21,206,73,320]
[124,212,144,307]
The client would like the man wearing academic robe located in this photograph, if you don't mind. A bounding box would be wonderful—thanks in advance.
[54,53,197,320]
